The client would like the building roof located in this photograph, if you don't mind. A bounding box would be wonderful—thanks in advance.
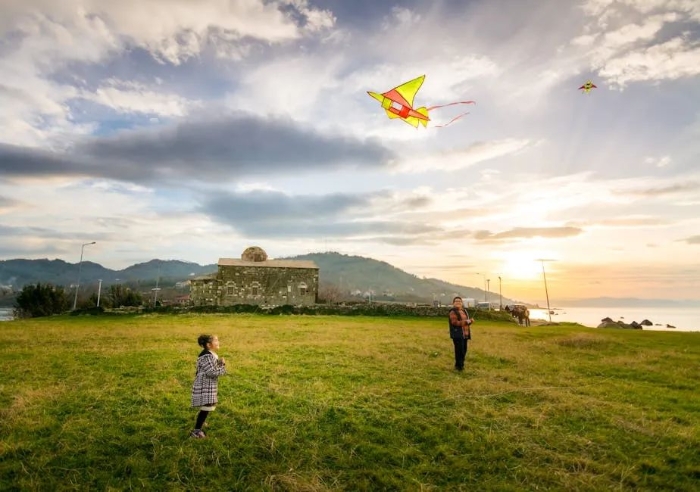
[218,258,319,269]
[191,274,216,280]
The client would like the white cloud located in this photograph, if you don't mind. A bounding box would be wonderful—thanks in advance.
[577,0,700,87]
[0,0,336,145]
[381,7,421,31]
[598,37,700,87]
[225,54,344,116]
[80,79,197,116]
[644,155,673,167]
[393,138,534,173]
[235,182,281,193]
[0,0,335,64]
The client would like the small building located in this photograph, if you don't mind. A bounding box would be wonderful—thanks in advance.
[190,246,319,307]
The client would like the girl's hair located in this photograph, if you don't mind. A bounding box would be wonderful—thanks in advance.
[198,334,215,348]
[452,296,463,303]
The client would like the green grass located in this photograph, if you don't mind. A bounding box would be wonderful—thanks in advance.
[1,315,699,491]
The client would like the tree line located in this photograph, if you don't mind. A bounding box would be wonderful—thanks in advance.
[14,283,144,318]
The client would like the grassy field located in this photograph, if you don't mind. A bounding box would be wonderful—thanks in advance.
[1,314,699,491]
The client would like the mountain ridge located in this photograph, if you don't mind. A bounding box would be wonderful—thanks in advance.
[0,253,514,305]
[3,253,695,306]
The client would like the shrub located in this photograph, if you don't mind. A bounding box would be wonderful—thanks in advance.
[14,283,70,318]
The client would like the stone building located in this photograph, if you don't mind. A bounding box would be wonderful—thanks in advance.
[190,247,319,306]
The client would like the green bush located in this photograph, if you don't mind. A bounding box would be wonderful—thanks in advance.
[14,283,70,318]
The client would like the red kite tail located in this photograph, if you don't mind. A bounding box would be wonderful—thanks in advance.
[426,100,475,111]
[433,111,471,128]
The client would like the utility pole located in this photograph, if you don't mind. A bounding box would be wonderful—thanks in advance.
[498,276,502,310]
[536,259,555,322]
[97,279,103,307]
[72,241,96,310]
[486,279,490,309]
[152,264,162,306]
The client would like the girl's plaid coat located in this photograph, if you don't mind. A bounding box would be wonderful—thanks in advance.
[191,350,227,407]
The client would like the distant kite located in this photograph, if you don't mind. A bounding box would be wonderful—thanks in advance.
[578,80,597,94]
[368,75,475,128]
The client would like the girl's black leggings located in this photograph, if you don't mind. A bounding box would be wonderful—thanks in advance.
[195,410,209,430]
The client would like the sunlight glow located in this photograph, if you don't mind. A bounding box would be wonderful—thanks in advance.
[497,251,553,281]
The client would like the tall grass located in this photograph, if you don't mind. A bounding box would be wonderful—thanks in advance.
[1,314,699,491]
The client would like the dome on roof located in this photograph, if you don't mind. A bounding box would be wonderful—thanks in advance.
[241,246,268,262]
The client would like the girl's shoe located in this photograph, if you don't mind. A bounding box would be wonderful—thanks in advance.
[190,429,206,439]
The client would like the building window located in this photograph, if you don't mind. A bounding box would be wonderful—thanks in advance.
[226,282,236,296]
[251,282,261,297]
[299,282,307,296]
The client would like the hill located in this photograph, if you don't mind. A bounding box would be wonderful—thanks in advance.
[283,252,512,304]
[0,253,516,305]
[0,259,216,292]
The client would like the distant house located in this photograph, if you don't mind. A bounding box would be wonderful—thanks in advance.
[174,295,190,305]
[175,280,191,289]
[190,246,319,307]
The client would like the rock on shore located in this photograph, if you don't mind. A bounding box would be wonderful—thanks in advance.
[597,319,642,329]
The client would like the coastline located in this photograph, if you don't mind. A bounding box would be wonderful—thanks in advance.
[528,306,700,332]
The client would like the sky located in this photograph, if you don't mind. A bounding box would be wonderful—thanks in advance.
[1,0,699,304]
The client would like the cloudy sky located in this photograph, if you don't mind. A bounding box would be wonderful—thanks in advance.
[1,0,699,303]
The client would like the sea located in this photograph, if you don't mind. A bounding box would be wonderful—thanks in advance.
[0,308,14,321]
[528,306,700,332]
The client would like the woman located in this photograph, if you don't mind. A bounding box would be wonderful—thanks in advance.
[448,296,473,371]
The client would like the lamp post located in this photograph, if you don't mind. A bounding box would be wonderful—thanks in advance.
[498,276,502,310]
[536,259,555,322]
[72,241,96,310]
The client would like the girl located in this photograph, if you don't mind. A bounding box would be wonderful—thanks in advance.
[190,334,227,438]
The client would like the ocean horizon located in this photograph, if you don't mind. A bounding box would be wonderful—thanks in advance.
[527,306,700,332]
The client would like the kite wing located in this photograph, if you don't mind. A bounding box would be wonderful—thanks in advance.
[392,75,425,108]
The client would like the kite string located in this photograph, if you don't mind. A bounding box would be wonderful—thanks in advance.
[426,100,475,111]
[426,100,476,128]
[434,112,471,128]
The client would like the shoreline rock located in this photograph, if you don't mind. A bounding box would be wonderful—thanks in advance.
[597,320,642,330]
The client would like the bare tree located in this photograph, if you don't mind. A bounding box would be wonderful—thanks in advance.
[318,283,343,305]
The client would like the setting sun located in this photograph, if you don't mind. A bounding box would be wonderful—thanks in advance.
[497,252,553,281]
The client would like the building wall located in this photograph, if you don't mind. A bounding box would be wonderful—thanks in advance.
[190,277,220,306]
[191,265,319,306]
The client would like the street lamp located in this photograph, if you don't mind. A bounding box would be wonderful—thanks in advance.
[72,241,96,310]
[536,259,555,323]
[498,276,502,310]
[486,279,490,308]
